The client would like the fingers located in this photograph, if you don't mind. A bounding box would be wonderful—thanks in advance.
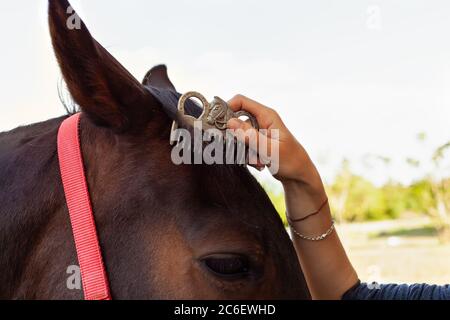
[227,118,258,143]
[227,95,283,173]
[227,118,274,167]
[227,94,275,125]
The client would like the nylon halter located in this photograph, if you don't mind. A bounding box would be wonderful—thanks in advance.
[57,113,111,300]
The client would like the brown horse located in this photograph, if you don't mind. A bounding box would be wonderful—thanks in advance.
[0,0,310,300]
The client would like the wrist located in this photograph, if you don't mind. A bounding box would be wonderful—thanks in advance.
[281,168,325,199]
[282,172,328,222]
[278,143,323,187]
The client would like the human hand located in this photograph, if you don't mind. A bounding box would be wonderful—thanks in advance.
[226,94,324,192]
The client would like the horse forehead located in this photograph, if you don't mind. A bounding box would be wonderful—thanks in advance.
[183,175,270,238]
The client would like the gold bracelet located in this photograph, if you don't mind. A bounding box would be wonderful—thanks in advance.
[290,219,335,241]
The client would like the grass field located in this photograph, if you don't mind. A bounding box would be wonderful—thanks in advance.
[337,216,450,285]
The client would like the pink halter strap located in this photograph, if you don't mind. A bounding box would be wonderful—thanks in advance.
[57,113,111,300]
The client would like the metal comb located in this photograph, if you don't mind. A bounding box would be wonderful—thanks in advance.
[170,91,259,144]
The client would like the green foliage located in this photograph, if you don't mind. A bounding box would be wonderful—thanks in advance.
[263,175,447,224]
[328,174,405,222]
[380,183,407,219]
[261,139,449,225]
[405,180,436,214]
[433,142,450,164]
[262,183,288,225]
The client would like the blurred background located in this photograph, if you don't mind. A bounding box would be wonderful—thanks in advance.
[1,0,449,284]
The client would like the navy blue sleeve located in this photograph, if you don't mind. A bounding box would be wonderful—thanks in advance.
[342,281,450,300]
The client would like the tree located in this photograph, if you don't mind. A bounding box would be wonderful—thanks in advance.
[405,137,450,243]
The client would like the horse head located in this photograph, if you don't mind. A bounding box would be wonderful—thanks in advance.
[0,0,310,299]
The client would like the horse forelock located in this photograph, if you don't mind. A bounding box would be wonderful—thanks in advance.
[144,86,203,120]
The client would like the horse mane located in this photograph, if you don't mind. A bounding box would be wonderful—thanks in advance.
[57,78,79,115]
[144,85,202,120]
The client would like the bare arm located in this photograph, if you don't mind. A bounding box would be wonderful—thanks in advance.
[227,94,359,300]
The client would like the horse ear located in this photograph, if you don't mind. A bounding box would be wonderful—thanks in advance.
[48,0,156,132]
[143,65,177,91]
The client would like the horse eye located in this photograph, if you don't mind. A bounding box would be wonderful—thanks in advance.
[202,255,250,279]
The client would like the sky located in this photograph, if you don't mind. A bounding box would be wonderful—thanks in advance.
[0,0,449,186]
